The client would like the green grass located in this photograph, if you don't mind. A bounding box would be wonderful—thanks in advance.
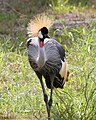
[0,0,96,119]
[0,39,46,119]
[0,22,96,120]
[50,0,96,13]
[51,24,96,120]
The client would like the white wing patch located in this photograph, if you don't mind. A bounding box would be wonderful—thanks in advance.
[59,60,65,78]
[59,60,68,81]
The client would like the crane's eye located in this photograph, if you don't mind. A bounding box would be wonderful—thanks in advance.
[42,33,47,37]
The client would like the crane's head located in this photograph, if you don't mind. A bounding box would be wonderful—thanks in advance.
[27,15,52,48]
[38,27,49,47]
[38,27,48,39]
[27,15,52,38]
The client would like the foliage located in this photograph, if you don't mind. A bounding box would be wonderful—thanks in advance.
[50,0,96,13]
[52,24,96,120]
[0,22,96,119]
[0,0,96,119]
[0,37,46,119]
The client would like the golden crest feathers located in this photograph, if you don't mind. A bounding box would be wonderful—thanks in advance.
[27,15,52,37]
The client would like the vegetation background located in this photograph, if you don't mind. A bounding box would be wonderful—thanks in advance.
[0,0,96,120]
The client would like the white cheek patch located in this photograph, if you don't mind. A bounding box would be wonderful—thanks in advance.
[59,60,68,81]
[38,31,43,39]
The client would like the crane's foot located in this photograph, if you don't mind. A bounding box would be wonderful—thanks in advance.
[47,99,52,120]
[48,116,51,120]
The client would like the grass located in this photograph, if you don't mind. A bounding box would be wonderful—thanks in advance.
[50,0,96,14]
[51,24,96,120]
[0,22,96,120]
[0,0,96,120]
[0,39,46,119]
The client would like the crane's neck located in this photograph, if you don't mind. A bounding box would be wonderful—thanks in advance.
[37,38,45,68]
[38,37,44,48]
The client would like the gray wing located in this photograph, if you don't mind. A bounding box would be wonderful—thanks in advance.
[27,38,39,70]
[45,38,65,61]
[51,39,65,61]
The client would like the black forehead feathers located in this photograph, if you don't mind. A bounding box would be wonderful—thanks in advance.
[40,27,48,34]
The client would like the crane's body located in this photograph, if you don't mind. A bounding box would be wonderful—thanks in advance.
[27,15,69,120]
[27,37,67,88]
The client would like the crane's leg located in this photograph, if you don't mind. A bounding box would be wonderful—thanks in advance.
[39,78,48,106]
[35,72,49,118]
[48,75,54,120]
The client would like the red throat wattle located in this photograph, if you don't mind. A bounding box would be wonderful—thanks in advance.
[40,42,44,47]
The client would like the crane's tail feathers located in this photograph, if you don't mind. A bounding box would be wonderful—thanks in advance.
[27,15,52,37]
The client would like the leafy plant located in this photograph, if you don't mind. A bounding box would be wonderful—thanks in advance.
[51,23,96,120]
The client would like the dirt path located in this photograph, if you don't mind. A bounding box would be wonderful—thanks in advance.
[0,1,96,38]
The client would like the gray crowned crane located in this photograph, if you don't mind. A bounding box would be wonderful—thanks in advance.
[27,15,69,120]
